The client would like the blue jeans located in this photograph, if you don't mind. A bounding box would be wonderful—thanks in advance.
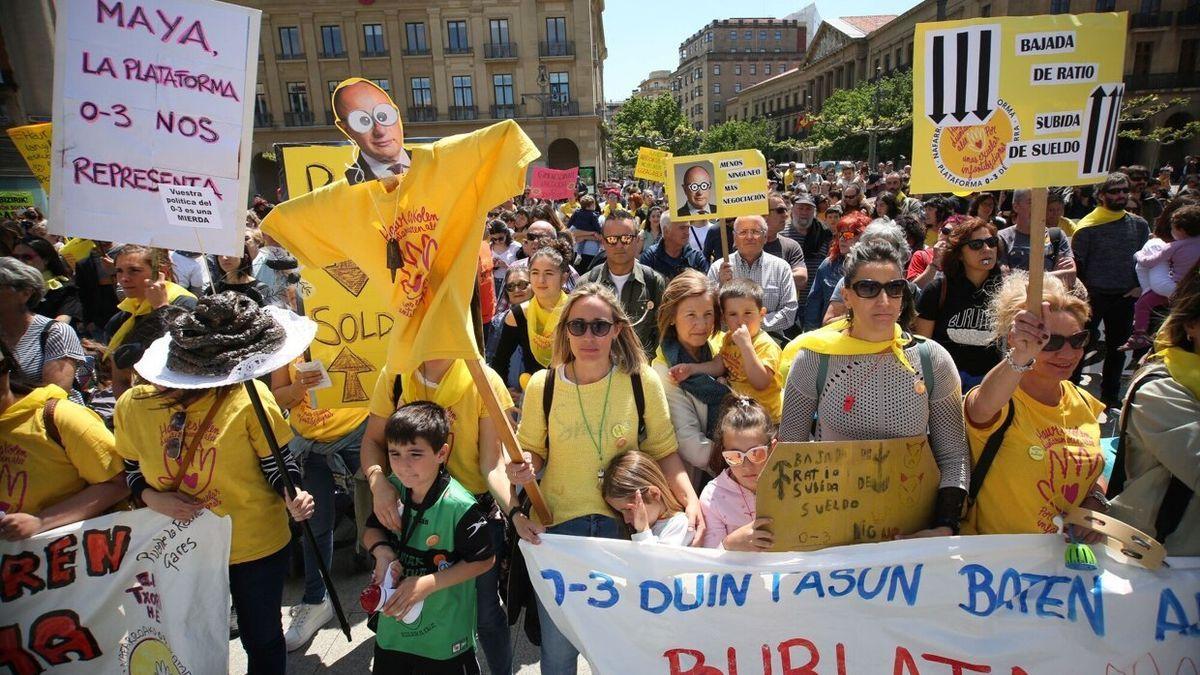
[296,423,365,604]
[230,544,291,674]
[534,514,620,675]
[475,517,512,674]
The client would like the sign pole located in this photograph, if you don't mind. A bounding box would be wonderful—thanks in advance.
[1025,187,1048,317]
[719,219,731,270]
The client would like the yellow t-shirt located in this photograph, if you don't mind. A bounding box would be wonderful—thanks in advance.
[113,381,295,564]
[286,362,369,443]
[0,385,120,516]
[720,330,783,422]
[560,200,580,218]
[963,383,1106,535]
[369,362,513,495]
[517,364,677,525]
[262,120,540,375]
[925,228,940,247]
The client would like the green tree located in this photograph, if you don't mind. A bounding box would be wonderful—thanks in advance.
[805,70,913,161]
[605,94,701,172]
[1118,94,1200,148]
[697,118,799,156]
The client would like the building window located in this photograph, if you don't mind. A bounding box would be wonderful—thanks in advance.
[981,4,992,16]
[779,63,786,73]
[744,30,752,39]
[278,26,302,59]
[452,75,473,106]
[286,81,309,112]
[759,30,767,40]
[447,20,470,52]
[411,77,432,107]
[319,25,344,57]
[775,30,782,40]
[713,83,720,94]
[405,23,428,53]
[735,64,742,76]
[549,71,570,102]
[493,73,514,105]
[372,79,391,96]
[714,64,720,75]
[735,82,742,93]
[1050,0,1070,13]
[1094,0,1114,8]
[362,24,386,55]
[1132,41,1153,75]
[1182,39,1199,75]
[884,54,891,72]
[730,30,737,40]
[255,83,268,115]
[1140,0,1161,11]
[750,64,756,75]
[714,101,722,111]
[489,19,510,45]
[547,17,568,43]
[706,31,713,42]
[765,64,771,75]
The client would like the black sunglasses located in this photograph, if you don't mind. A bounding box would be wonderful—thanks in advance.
[964,236,1000,251]
[1043,329,1090,352]
[1104,187,1130,195]
[565,318,614,337]
[505,280,530,292]
[850,279,907,299]
[164,411,187,460]
[603,234,636,246]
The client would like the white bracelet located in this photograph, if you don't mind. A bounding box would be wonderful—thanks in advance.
[1004,348,1036,373]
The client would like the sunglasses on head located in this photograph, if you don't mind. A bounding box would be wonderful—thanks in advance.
[164,411,187,460]
[964,236,1000,251]
[722,445,770,466]
[505,280,530,292]
[565,318,614,337]
[1042,329,1090,351]
[603,234,636,246]
[850,278,907,299]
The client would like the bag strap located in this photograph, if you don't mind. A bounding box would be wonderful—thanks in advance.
[542,367,556,449]
[42,398,62,448]
[916,336,936,402]
[36,319,57,377]
[811,353,831,437]
[1155,477,1194,542]
[391,374,404,409]
[630,371,646,439]
[968,401,1016,504]
[169,388,232,492]
[1107,371,1169,497]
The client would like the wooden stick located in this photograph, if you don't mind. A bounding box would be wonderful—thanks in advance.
[464,358,553,525]
[719,219,731,270]
[1025,187,1048,316]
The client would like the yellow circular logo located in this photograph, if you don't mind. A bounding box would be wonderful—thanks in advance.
[611,423,629,439]
[128,638,181,675]
[933,102,1017,188]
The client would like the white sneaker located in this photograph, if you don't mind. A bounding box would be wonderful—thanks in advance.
[284,598,333,652]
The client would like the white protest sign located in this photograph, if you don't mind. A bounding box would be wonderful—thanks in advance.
[50,0,260,256]
[0,509,232,673]
[160,184,224,229]
[522,534,1200,674]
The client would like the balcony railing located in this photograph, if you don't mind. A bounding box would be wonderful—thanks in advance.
[318,50,346,59]
[1131,11,1174,28]
[402,46,431,56]
[445,43,473,55]
[545,99,579,117]
[276,51,305,61]
[449,106,478,120]
[490,104,522,119]
[1125,71,1200,92]
[539,40,574,57]
[484,43,518,59]
[284,111,315,127]
[407,106,437,122]
[1179,6,1200,25]
[361,48,389,58]
[325,110,336,125]
[254,111,273,128]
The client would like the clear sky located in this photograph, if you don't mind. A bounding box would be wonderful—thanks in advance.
[601,0,922,100]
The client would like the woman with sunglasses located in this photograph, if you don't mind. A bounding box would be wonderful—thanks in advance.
[0,341,127,540]
[781,238,971,539]
[802,211,871,331]
[11,237,83,327]
[487,219,521,297]
[507,283,701,675]
[962,273,1108,536]
[914,217,1004,390]
[1107,261,1200,555]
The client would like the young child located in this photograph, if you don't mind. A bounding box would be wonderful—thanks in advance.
[667,279,784,421]
[699,397,776,550]
[601,451,694,546]
[1122,205,1200,351]
[362,402,496,675]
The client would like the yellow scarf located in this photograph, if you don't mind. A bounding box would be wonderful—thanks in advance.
[1157,346,1200,401]
[1072,205,1126,235]
[787,318,915,373]
[106,282,194,357]
[399,359,474,409]
[525,291,567,368]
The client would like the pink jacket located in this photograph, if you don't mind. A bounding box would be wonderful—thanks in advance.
[1136,235,1200,280]
[698,470,757,548]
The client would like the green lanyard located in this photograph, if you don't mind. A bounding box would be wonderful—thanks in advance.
[571,364,614,484]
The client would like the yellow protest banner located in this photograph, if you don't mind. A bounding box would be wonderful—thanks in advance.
[910,12,1128,194]
[277,143,357,198]
[0,191,36,219]
[665,149,769,222]
[58,238,96,267]
[6,123,52,194]
[633,147,671,183]
[756,436,940,552]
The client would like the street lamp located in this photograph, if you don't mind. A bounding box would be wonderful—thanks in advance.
[521,65,552,162]
[868,66,882,169]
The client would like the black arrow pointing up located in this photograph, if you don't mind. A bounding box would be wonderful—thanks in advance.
[1098,85,1122,174]
[1082,85,1107,174]
[929,35,946,124]
[951,31,970,122]
[973,29,993,122]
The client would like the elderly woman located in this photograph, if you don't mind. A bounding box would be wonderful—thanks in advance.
[0,258,86,401]
[0,341,127,540]
[962,273,1107,536]
[1108,262,1200,555]
[12,237,83,326]
[780,237,970,537]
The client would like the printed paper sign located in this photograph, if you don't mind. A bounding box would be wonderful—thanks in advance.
[0,509,232,674]
[634,147,672,183]
[160,185,224,229]
[529,167,579,201]
[665,149,769,223]
[0,191,37,219]
[522,534,1200,675]
[756,437,939,551]
[910,12,1128,193]
[49,0,261,256]
[6,123,52,193]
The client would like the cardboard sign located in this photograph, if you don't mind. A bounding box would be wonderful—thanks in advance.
[6,123,52,193]
[756,436,940,551]
[49,0,261,256]
[522,534,1200,675]
[529,166,579,201]
[910,12,1128,193]
[665,149,769,222]
[0,509,232,674]
[634,146,672,183]
[0,190,36,219]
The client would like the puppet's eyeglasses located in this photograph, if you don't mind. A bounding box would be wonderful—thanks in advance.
[345,104,400,134]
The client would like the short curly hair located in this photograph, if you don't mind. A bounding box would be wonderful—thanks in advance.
[988,272,1090,344]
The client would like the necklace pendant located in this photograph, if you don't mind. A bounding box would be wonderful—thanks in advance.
[843,394,856,413]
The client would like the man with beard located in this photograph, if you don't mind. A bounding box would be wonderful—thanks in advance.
[1070,172,1151,407]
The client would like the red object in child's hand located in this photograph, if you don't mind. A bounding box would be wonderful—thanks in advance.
[360,584,382,612]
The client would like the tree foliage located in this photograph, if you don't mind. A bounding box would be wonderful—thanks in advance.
[1118,94,1200,147]
[804,70,913,161]
[697,118,798,156]
[606,94,701,171]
